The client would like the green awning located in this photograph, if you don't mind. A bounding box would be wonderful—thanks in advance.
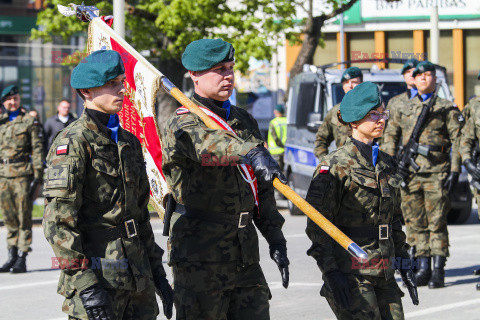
[0,16,37,35]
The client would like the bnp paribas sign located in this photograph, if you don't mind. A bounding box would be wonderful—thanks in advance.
[361,0,480,20]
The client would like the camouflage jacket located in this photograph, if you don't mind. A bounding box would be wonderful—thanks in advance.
[43,111,164,298]
[378,91,409,146]
[382,95,463,173]
[459,97,480,162]
[162,97,286,265]
[314,103,351,159]
[306,138,409,278]
[0,110,44,179]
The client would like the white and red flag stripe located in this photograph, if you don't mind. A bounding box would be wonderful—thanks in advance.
[87,17,168,218]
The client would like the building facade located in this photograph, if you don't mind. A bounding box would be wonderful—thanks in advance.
[1,0,85,120]
[285,0,480,109]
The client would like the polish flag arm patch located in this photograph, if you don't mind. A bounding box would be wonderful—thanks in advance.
[56,144,69,155]
[319,165,330,174]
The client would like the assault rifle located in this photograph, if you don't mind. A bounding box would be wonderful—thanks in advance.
[471,142,480,190]
[397,84,441,187]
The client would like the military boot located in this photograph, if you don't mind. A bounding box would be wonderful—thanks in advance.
[415,256,431,286]
[0,247,18,272]
[428,256,446,289]
[10,251,27,273]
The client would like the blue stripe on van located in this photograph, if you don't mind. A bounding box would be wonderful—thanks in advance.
[285,145,319,168]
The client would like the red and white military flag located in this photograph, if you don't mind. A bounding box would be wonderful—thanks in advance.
[87,17,168,218]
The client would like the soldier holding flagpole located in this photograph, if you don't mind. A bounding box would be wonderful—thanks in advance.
[162,38,290,320]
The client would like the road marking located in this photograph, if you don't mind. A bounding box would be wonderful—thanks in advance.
[405,297,480,318]
[269,281,322,290]
[0,280,57,291]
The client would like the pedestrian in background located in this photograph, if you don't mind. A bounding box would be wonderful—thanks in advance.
[306,82,418,319]
[44,99,76,153]
[267,104,287,171]
[43,50,173,320]
[0,85,44,274]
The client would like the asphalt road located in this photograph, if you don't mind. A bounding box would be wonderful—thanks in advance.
[2,201,480,319]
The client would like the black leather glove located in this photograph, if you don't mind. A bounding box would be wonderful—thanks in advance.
[465,159,480,181]
[270,245,289,288]
[443,171,459,193]
[323,270,352,309]
[153,274,174,319]
[400,268,419,305]
[28,178,40,200]
[244,146,287,185]
[79,284,115,320]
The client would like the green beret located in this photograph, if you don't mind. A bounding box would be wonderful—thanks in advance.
[1,85,19,101]
[341,67,363,83]
[275,104,285,114]
[70,50,125,89]
[340,82,382,123]
[401,59,419,74]
[182,39,235,71]
[412,61,435,77]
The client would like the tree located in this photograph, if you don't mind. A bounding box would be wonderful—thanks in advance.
[288,0,359,84]
[288,0,401,84]
[32,0,297,127]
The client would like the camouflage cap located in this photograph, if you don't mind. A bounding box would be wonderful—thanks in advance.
[70,50,125,89]
[341,67,363,83]
[1,85,19,101]
[401,59,419,74]
[340,81,382,123]
[182,38,235,71]
[412,61,435,77]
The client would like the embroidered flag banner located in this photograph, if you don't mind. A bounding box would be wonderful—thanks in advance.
[87,17,168,218]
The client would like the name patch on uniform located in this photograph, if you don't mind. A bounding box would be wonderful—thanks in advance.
[319,165,330,174]
[56,144,69,155]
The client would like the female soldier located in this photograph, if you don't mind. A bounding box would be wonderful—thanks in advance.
[305,82,418,319]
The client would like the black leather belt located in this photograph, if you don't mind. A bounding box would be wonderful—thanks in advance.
[0,156,30,164]
[339,224,392,240]
[175,203,253,228]
[85,219,146,243]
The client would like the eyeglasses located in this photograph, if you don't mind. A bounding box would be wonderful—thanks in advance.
[367,110,389,121]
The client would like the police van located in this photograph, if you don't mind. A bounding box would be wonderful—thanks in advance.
[284,59,472,224]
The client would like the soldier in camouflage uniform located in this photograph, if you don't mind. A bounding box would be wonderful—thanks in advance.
[306,82,418,320]
[43,50,173,320]
[459,75,480,219]
[0,84,44,274]
[385,59,419,117]
[458,73,480,290]
[162,39,289,320]
[383,61,464,289]
[313,67,362,159]
[382,59,419,258]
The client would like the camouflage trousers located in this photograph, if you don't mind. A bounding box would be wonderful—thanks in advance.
[400,172,450,257]
[272,153,284,172]
[172,261,271,320]
[321,273,405,320]
[65,285,158,319]
[0,176,33,252]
